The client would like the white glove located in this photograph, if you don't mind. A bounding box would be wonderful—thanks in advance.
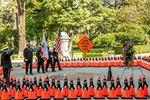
[25,59,28,61]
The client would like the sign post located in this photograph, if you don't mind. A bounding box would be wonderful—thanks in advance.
[76,36,94,58]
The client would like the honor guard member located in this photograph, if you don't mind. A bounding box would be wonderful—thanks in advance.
[1,46,14,86]
[36,46,45,73]
[23,43,34,75]
[52,47,62,72]
[45,47,53,72]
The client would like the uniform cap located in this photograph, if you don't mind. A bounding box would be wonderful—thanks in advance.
[3,46,9,50]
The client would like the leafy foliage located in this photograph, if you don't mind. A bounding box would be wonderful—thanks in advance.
[124,43,135,68]
[115,23,149,45]
[0,25,18,50]
[92,33,116,51]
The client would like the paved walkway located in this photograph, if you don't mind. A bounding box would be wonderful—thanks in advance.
[0,64,150,99]
[4,65,150,90]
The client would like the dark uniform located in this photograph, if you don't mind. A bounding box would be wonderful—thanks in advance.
[52,48,62,72]
[36,48,45,73]
[23,44,33,75]
[45,50,53,72]
[1,47,14,86]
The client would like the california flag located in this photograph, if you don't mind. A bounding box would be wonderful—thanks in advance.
[41,33,49,60]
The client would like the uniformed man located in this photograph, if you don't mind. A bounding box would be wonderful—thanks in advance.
[23,43,34,75]
[36,46,45,73]
[52,47,62,72]
[45,47,53,72]
[1,46,14,86]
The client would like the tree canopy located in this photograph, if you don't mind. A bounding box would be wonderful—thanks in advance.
[0,0,149,53]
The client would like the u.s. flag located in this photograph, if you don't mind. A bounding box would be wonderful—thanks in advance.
[55,29,61,53]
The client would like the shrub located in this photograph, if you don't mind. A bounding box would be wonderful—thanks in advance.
[134,45,150,54]
[82,53,108,58]
[114,46,123,54]
[92,33,116,49]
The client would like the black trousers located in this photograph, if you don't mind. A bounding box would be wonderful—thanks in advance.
[3,68,11,86]
[46,60,53,71]
[54,59,61,70]
[37,61,44,72]
[25,60,32,74]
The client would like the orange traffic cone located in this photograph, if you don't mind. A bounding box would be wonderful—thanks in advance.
[21,76,26,97]
[10,77,16,98]
[28,78,36,100]
[45,74,51,97]
[41,78,50,100]
[14,78,23,100]
[67,78,77,99]
[122,76,132,99]
[0,77,3,98]
[88,75,95,97]
[81,77,90,99]
[54,77,63,100]
[102,75,108,96]
[94,76,104,99]
[33,75,38,95]
[108,77,118,99]
[135,76,146,99]
[63,76,69,97]
[129,75,135,96]
[142,75,149,97]
[23,76,29,98]
[135,87,146,99]
[50,76,56,97]
[37,76,43,98]
[76,76,82,97]
[115,75,122,96]
[1,79,9,100]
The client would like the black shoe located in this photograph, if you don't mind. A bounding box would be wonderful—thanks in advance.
[46,70,48,72]
[26,73,28,75]
[43,72,45,73]
[59,68,63,71]
[37,71,40,73]
[30,73,34,75]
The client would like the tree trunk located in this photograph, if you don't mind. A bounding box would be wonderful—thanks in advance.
[17,0,26,58]
[18,13,26,58]
[69,36,73,52]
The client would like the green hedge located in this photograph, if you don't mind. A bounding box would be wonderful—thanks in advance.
[82,53,108,58]
[134,45,150,54]
[114,46,123,54]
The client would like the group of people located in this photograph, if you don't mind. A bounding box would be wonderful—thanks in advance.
[0,43,62,85]
[23,43,62,75]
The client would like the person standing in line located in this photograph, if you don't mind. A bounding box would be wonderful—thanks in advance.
[23,43,34,75]
[45,47,53,72]
[52,47,62,72]
[1,46,14,86]
[36,46,45,73]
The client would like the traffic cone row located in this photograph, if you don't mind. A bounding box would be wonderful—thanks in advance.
[0,74,149,99]
[22,55,150,69]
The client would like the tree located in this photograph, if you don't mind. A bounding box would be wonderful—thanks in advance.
[93,33,116,52]
[16,0,26,58]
